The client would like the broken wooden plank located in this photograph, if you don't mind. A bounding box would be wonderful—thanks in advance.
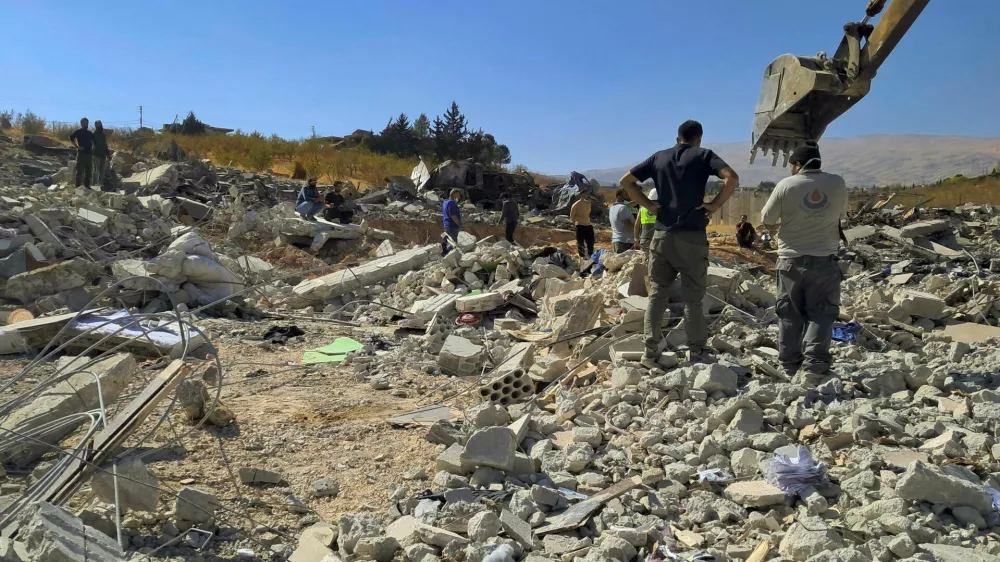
[535,475,643,535]
[746,540,772,562]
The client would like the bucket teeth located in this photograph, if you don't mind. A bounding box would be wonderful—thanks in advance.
[751,135,799,168]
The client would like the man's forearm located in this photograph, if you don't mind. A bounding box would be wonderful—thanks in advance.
[710,175,738,207]
[620,175,653,209]
[633,217,641,241]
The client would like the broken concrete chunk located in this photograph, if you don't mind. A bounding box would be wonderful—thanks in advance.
[1,353,137,466]
[20,502,124,562]
[778,517,847,561]
[896,460,993,512]
[90,455,159,513]
[439,335,485,377]
[468,511,501,542]
[691,363,738,395]
[918,544,1000,562]
[499,509,533,548]
[461,427,517,471]
[175,486,219,524]
[724,480,787,508]
[4,260,87,303]
[294,245,437,302]
[900,219,951,238]
[456,291,505,313]
[898,290,946,320]
[238,466,283,485]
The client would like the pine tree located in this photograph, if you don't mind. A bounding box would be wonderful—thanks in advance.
[180,111,206,135]
[433,101,468,160]
[412,113,430,139]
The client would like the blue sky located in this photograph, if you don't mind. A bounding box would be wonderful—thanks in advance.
[1,0,997,173]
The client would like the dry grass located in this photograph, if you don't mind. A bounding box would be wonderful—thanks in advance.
[856,171,1000,208]
[529,172,566,186]
[158,133,417,186]
[3,112,418,188]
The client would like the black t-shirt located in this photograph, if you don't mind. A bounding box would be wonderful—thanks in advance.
[325,191,345,206]
[69,128,95,153]
[630,144,728,231]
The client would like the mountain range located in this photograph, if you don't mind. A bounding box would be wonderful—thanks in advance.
[582,135,1000,188]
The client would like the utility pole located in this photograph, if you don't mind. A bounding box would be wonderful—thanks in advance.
[139,105,143,129]
[311,125,316,139]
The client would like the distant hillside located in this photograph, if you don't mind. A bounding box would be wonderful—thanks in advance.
[583,135,1000,188]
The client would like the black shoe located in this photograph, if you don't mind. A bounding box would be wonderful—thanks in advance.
[685,348,715,363]
[641,353,660,370]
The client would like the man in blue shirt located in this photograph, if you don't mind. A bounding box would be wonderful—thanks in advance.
[442,189,462,255]
[296,178,323,220]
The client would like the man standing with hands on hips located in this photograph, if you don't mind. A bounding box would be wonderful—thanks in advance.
[760,140,848,380]
[620,120,739,366]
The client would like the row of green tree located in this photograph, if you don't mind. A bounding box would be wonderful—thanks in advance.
[364,101,511,169]
[161,103,512,169]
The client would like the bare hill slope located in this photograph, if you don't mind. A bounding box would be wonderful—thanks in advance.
[584,135,1000,187]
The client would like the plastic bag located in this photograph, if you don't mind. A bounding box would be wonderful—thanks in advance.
[832,322,861,343]
[167,231,216,259]
[766,446,827,494]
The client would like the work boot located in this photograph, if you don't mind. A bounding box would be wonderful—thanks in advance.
[640,353,660,370]
[685,347,715,364]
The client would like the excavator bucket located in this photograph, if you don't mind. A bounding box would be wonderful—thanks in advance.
[750,54,869,166]
[750,0,930,166]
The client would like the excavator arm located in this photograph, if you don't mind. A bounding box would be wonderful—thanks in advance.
[750,0,930,166]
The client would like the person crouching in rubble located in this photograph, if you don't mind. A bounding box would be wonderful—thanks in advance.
[296,178,324,220]
[442,188,463,255]
[760,140,848,380]
[610,189,636,253]
[620,120,739,365]
[736,214,757,249]
[323,187,354,224]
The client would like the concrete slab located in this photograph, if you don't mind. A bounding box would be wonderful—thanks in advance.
[0,353,138,466]
[3,260,87,303]
[21,502,124,562]
[293,245,438,303]
[122,163,178,191]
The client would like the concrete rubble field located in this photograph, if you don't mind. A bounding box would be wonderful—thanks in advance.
[3,134,1000,562]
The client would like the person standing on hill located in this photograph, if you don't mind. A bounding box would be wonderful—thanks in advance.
[68,117,95,188]
[498,192,519,244]
[570,194,595,258]
[92,120,111,188]
[620,120,740,365]
[609,189,636,253]
[760,140,848,379]
[442,189,463,255]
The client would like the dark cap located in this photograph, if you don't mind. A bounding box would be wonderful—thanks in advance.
[789,140,821,166]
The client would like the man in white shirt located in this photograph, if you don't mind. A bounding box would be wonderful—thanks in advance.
[760,140,848,378]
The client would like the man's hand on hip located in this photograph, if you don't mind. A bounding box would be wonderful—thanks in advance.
[698,201,723,214]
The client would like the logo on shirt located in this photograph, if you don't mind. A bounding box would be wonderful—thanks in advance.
[802,188,828,210]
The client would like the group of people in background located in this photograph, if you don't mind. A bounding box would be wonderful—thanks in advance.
[295,178,354,224]
[68,117,112,189]
[439,119,849,383]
